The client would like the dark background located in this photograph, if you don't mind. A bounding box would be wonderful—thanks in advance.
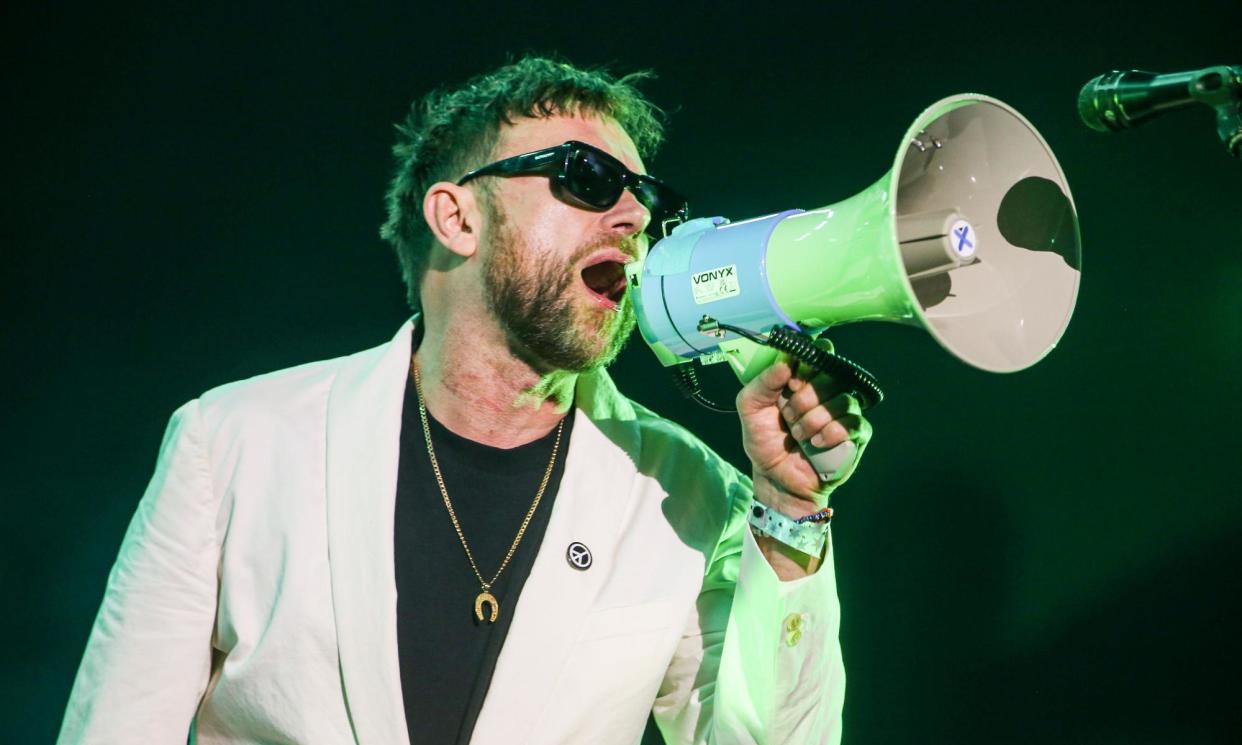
[5,1,1240,743]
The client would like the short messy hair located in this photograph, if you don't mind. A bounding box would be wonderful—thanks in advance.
[379,55,666,311]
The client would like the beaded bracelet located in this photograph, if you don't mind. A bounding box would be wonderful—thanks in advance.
[795,508,834,524]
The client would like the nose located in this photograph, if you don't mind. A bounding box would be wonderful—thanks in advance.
[604,186,651,240]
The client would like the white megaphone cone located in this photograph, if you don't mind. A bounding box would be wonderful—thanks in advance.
[626,94,1082,486]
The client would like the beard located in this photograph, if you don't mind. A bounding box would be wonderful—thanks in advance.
[482,202,638,374]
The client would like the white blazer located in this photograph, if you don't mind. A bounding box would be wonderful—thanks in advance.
[59,320,845,745]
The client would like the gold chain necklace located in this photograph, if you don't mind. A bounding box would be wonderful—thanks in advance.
[410,358,564,624]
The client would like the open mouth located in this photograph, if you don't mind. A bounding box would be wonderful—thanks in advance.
[580,259,628,306]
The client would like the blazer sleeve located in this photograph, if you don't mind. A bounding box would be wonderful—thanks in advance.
[651,473,846,744]
[58,400,221,744]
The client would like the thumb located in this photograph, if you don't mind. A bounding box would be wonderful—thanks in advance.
[736,353,795,414]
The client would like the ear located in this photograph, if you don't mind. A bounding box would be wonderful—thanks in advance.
[423,182,482,259]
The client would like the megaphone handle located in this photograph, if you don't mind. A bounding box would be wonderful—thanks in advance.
[778,389,861,483]
[767,327,881,486]
[705,326,882,484]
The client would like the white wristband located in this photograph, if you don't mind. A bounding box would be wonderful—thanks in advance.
[747,500,830,557]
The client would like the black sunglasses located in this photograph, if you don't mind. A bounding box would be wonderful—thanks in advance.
[457,140,689,239]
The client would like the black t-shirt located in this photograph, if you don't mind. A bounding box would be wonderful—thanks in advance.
[393,365,573,745]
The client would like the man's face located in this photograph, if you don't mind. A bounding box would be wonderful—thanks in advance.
[477,113,651,373]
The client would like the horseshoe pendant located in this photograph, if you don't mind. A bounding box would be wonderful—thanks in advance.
[474,591,499,623]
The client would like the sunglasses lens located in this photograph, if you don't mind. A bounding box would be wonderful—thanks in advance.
[566,149,623,208]
[562,144,688,238]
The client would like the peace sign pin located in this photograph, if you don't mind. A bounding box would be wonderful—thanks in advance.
[566,541,593,570]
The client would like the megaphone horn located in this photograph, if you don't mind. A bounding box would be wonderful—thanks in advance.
[626,94,1082,482]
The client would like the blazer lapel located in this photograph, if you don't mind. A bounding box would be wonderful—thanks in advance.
[325,320,414,745]
[468,369,643,744]
[324,318,643,745]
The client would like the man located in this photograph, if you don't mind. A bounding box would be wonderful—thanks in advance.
[59,57,870,744]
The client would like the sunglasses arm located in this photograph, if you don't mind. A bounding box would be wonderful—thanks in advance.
[457,146,568,185]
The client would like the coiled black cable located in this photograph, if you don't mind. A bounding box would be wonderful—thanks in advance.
[671,363,735,413]
[764,326,884,410]
[669,323,885,413]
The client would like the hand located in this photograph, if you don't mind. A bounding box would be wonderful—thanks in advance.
[737,348,872,516]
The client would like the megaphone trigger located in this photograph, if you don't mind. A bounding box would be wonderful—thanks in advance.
[803,439,860,488]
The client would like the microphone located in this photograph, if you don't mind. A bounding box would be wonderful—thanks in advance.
[1077,65,1242,156]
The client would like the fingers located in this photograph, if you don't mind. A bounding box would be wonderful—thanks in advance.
[782,365,861,418]
[782,391,867,449]
[739,349,863,426]
[787,409,863,449]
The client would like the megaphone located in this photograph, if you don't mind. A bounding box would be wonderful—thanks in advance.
[626,94,1081,483]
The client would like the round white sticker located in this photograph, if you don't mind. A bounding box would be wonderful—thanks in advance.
[948,219,977,259]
